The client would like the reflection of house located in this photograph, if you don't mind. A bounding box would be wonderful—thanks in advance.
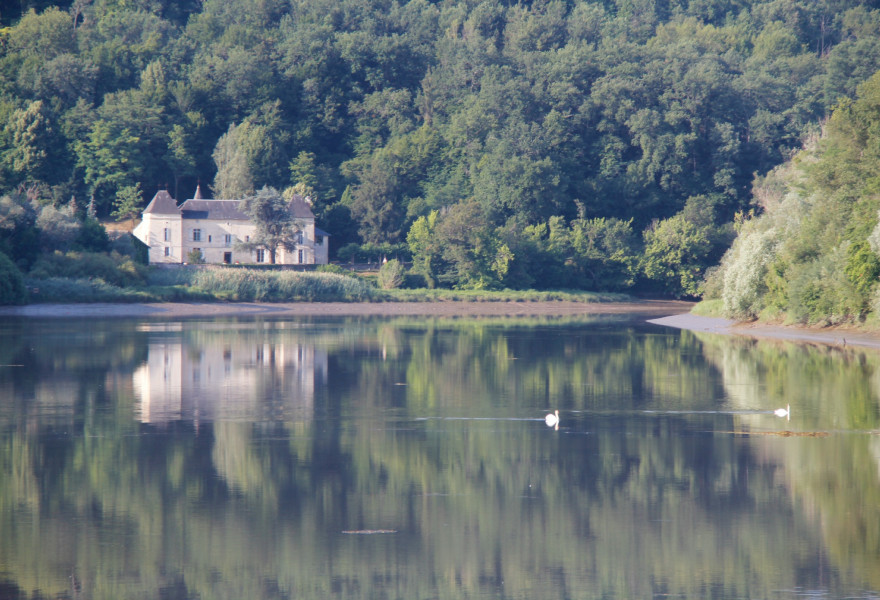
[132,186,329,265]
[133,333,327,423]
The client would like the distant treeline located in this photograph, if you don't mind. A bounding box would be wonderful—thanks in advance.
[3,0,880,295]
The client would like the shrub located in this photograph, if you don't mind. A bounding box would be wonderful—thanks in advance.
[784,245,862,324]
[189,267,376,302]
[73,218,109,252]
[720,225,779,319]
[111,232,149,263]
[377,259,405,289]
[187,249,206,264]
[28,250,147,287]
[0,251,26,305]
[844,241,880,298]
[403,270,430,289]
[36,204,79,252]
[316,264,353,276]
[641,214,712,298]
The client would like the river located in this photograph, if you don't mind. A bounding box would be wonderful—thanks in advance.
[0,312,877,599]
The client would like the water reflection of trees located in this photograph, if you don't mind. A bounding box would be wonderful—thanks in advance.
[697,333,880,590]
[0,318,878,598]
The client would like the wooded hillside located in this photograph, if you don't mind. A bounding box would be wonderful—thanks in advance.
[3,0,880,294]
[710,69,880,324]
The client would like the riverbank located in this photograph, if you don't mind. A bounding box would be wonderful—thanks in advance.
[650,313,880,350]
[0,299,695,319]
[6,301,876,350]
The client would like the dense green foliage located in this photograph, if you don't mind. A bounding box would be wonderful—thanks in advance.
[710,70,880,323]
[3,0,880,294]
[0,250,26,304]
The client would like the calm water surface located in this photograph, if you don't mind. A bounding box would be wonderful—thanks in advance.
[0,312,879,600]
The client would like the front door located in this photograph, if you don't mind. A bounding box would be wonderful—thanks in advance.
[223,252,232,264]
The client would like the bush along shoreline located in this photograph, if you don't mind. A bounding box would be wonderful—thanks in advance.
[17,265,631,305]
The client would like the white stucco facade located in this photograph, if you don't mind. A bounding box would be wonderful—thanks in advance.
[133,188,329,266]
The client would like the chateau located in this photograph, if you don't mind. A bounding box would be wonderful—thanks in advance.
[133,186,329,266]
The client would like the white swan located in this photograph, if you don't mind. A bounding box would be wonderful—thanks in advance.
[774,404,790,420]
[545,410,559,429]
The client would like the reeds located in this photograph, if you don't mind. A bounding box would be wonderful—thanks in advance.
[187,267,377,302]
[25,277,155,303]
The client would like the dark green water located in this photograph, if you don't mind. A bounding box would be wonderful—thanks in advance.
[0,313,878,600]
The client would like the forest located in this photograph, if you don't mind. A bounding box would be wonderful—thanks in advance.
[2,0,880,299]
[708,69,880,324]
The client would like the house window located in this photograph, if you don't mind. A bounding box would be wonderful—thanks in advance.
[298,249,304,263]
[316,235,324,245]
[193,228,201,242]
[208,235,212,243]
[225,234,232,246]
[295,231,304,244]
[256,249,265,263]
[164,247,170,257]
[163,228,169,241]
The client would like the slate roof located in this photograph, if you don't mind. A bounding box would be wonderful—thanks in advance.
[289,195,316,219]
[179,199,249,220]
[178,194,316,221]
[142,190,180,215]
[143,189,317,222]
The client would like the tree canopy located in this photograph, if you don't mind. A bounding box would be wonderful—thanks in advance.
[3,0,880,293]
[710,69,880,323]
[237,186,301,264]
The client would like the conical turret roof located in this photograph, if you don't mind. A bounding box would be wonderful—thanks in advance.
[142,190,180,215]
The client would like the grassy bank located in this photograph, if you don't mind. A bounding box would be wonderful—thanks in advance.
[381,288,630,303]
[22,266,632,305]
[690,298,725,317]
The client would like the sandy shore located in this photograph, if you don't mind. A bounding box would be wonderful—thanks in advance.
[650,313,880,350]
[0,299,695,319]
[3,300,877,350]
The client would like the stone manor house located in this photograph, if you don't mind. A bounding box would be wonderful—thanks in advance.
[133,186,329,266]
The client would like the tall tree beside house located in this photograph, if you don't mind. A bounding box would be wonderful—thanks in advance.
[111,183,143,229]
[211,123,254,200]
[237,186,300,265]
